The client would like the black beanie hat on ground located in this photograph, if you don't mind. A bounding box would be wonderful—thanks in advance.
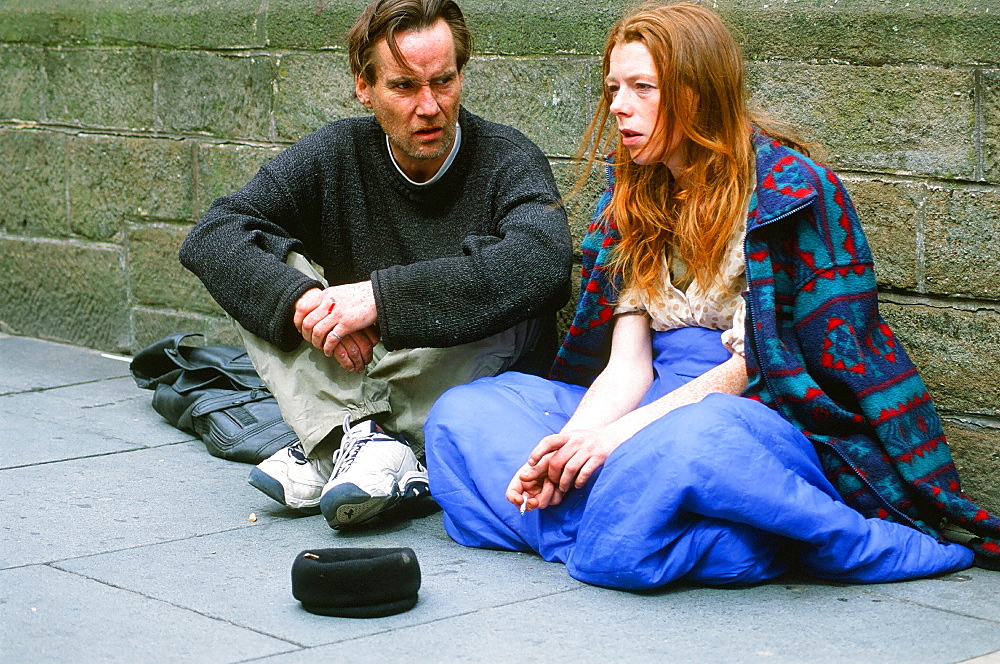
[291,547,421,618]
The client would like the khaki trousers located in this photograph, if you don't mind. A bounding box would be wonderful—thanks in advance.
[236,253,537,455]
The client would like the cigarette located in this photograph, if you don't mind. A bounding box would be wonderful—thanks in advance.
[520,492,529,515]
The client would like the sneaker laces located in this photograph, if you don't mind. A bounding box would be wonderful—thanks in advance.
[330,414,383,480]
[330,414,410,480]
[330,437,365,480]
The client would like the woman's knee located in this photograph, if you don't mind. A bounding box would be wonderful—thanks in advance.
[425,383,485,466]
[427,377,510,433]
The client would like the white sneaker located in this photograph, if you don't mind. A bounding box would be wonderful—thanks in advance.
[319,415,428,530]
[248,440,334,510]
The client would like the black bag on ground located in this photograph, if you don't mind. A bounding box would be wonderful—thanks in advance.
[130,333,295,464]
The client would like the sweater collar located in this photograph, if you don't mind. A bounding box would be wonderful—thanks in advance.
[386,122,462,186]
[374,108,476,201]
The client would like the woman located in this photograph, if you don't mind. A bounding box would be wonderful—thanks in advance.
[424,1,999,590]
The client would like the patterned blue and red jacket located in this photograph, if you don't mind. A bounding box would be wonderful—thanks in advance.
[550,131,1000,568]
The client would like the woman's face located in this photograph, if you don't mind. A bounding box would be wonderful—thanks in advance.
[606,40,687,172]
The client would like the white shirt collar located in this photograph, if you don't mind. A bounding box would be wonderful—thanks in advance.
[387,123,462,186]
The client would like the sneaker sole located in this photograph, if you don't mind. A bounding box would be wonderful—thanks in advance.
[248,468,321,510]
[248,467,287,505]
[320,483,401,530]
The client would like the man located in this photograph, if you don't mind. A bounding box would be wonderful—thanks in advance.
[179,0,572,531]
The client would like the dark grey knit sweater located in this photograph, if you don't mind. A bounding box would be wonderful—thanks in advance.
[179,108,572,353]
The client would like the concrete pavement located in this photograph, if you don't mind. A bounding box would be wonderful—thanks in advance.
[2,332,1000,663]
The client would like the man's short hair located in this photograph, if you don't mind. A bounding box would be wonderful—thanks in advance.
[347,0,473,84]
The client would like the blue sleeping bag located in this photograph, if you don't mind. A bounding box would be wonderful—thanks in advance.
[425,328,973,590]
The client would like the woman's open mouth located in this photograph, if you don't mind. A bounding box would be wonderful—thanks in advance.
[620,128,642,146]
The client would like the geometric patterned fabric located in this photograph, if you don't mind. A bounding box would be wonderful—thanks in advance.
[549,132,1000,569]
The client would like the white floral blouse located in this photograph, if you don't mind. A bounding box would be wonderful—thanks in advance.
[615,215,748,356]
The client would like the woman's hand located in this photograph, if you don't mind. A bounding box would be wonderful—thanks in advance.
[506,452,564,512]
[506,427,626,512]
[531,429,624,494]
[505,314,653,513]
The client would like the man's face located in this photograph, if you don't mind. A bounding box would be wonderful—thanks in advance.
[356,19,463,183]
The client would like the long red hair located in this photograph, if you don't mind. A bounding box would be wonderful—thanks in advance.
[577,1,809,296]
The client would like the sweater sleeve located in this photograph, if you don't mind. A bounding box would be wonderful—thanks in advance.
[370,139,573,350]
[178,140,327,351]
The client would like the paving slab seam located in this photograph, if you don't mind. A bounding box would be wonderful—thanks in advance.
[0,422,188,457]
[230,647,311,663]
[0,375,133,398]
[959,649,1000,663]
[859,587,1000,625]
[38,562,314,650]
[0,438,198,471]
[226,585,588,659]
[1,524,259,572]
[32,527,263,572]
[231,646,354,664]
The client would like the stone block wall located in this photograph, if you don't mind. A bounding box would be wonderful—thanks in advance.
[0,0,998,508]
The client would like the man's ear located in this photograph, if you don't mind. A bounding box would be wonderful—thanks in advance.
[355,75,372,109]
